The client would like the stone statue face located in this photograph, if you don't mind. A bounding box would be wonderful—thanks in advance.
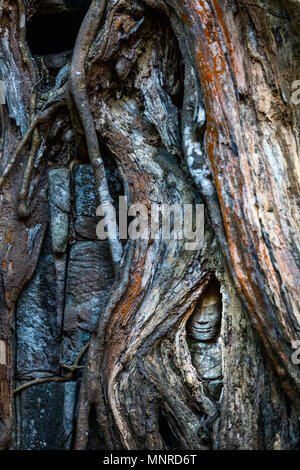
[187,281,222,342]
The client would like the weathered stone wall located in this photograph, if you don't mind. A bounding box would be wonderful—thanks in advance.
[14,164,114,450]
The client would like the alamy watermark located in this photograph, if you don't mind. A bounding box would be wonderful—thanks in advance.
[96,197,204,251]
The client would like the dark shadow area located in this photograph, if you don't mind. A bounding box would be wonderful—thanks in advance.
[87,406,106,450]
[158,409,179,450]
[26,7,91,56]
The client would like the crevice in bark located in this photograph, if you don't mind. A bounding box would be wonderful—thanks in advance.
[99,140,125,212]
[158,409,178,450]
[87,405,106,450]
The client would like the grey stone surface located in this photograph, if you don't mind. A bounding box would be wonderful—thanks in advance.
[55,254,67,330]
[75,215,99,240]
[74,163,122,240]
[15,380,78,450]
[48,168,70,253]
[62,241,114,366]
[48,169,70,213]
[74,165,100,240]
[62,382,77,449]
[187,280,223,402]
[189,342,223,401]
[15,381,65,450]
[50,211,69,252]
[14,164,116,448]
[16,250,60,379]
[74,164,98,217]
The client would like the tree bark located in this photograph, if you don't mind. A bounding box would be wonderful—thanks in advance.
[0,0,299,450]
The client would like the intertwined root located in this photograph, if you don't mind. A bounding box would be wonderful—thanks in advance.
[0,90,66,218]
[13,342,90,395]
[2,0,123,269]
[17,128,41,219]
[69,0,123,273]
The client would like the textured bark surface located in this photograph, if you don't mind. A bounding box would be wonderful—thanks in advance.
[0,0,299,450]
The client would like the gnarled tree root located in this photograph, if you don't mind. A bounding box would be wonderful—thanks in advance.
[69,0,123,273]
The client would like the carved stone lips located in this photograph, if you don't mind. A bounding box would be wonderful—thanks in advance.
[193,325,213,333]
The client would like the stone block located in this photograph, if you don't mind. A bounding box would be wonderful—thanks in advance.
[74,164,98,217]
[62,381,77,449]
[48,168,70,253]
[62,241,114,366]
[16,252,60,379]
[75,215,99,240]
[15,381,65,450]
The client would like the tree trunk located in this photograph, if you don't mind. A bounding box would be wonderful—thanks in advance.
[0,0,299,450]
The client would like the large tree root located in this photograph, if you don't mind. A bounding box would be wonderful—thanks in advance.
[0,98,65,188]
[69,0,123,273]
[17,128,41,219]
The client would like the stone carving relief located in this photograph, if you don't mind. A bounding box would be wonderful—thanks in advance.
[187,279,223,402]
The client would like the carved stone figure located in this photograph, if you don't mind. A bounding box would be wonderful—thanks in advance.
[187,280,223,402]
